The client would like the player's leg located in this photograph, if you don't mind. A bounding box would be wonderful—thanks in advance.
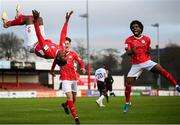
[15,5,46,38]
[151,64,180,92]
[2,5,34,28]
[105,87,109,103]
[109,85,115,96]
[62,80,80,124]
[123,64,143,113]
[72,92,80,124]
[61,100,69,115]
[2,11,36,52]
[66,92,79,121]
[2,11,27,28]
[96,82,105,107]
[72,92,77,103]
[123,77,135,113]
[96,82,101,106]
[61,81,70,115]
[100,89,106,107]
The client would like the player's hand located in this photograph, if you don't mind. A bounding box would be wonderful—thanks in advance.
[32,10,40,21]
[66,11,73,22]
[81,68,86,74]
[50,70,56,77]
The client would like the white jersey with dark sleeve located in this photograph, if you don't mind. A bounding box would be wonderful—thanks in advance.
[95,68,107,82]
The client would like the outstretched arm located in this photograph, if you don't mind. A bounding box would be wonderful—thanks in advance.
[59,11,73,49]
[32,10,45,46]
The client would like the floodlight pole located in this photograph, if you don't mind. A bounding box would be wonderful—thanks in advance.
[80,0,91,90]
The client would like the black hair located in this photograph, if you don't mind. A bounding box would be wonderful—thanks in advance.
[103,64,108,70]
[130,20,144,33]
[65,37,71,43]
[55,57,67,66]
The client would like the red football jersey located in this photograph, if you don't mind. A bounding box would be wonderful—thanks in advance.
[33,22,67,59]
[34,40,59,59]
[59,51,85,80]
[125,35,151,64]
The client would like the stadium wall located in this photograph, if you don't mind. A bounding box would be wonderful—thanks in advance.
[0,89,179,98]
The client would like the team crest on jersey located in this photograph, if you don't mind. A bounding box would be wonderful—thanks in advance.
[141,40,145,44]
[68,55,72,58]
[27,27,31,33]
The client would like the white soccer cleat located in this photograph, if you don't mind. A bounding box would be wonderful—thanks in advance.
[16,4,21,13]
[15,4,22,18]
[100,104,105,107]
[2,11,8,28]
[2,11,8,21]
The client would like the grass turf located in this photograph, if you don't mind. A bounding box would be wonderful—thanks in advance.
[0,96,180,124]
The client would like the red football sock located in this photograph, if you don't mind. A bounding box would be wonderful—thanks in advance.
[5,15,24,26]
[68,100,78,119]
[125,84,132,103]
[160,68,177,86]
[5,15,34,26]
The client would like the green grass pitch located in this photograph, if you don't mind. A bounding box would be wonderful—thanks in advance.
[0,96,180,124]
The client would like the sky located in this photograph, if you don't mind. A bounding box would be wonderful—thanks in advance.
[0,0,180,53]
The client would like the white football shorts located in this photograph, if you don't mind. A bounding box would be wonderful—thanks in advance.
[24,25,46,49]
[127,60,157,78]
[62,80,78,93]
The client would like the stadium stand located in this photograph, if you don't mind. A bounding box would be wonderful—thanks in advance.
[0,61,55,91]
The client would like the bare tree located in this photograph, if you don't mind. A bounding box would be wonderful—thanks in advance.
[91,48,122,75]
[0,32,24,60]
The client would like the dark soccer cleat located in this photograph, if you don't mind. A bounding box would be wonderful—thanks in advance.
[96,100,100,107]
[61,103,69,115]
[176,85,180,92]
[123,103,130,113]
[110,92,116,97]
[75,117,80,124]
